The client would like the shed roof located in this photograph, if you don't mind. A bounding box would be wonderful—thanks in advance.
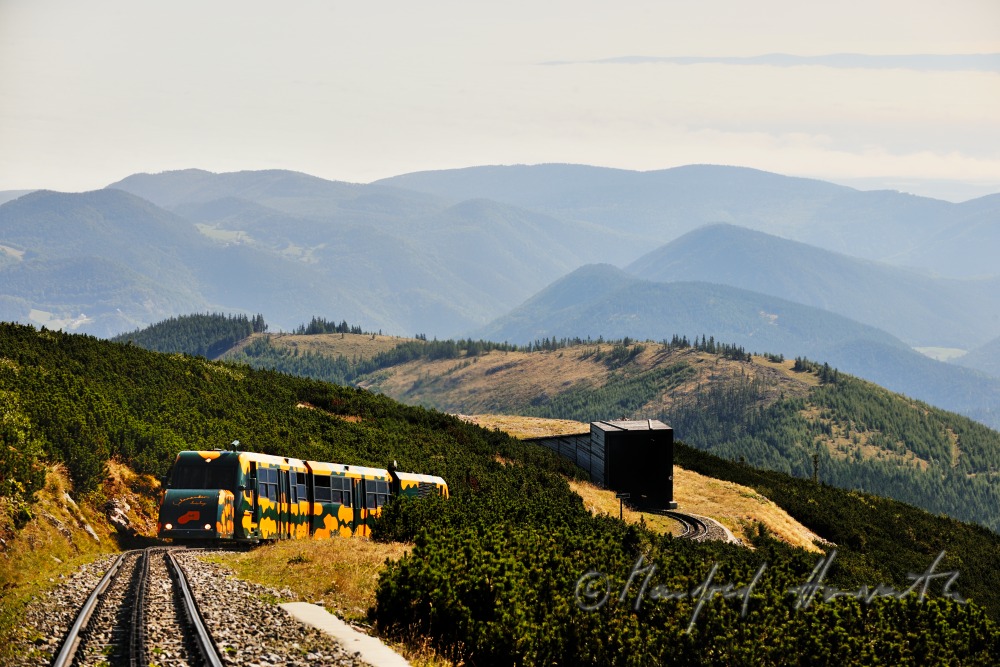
[591,419,671,432]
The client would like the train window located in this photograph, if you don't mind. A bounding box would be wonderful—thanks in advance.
[326,476,347,506]
[257,466,278,502]
[295,472,307,501]
[366,479,390,509]
[171,463,236,490]
[339,478,353,507]
[314,474,332,502]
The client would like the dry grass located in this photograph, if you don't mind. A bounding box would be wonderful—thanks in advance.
[100,459,161,535]
[365,347,615,412]
[366,344,818,420]
[205,537,410,622]
[0,466,122,662]
[752,354,822,387]
[457,414,589,439]
[204,538,455,666]
[569,479,686,536]
[267,331,414,360]
[569,467,828,553]
[672,466,827,552]
[465,412,826,552]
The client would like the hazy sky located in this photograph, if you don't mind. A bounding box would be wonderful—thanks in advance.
[2,0,999,200]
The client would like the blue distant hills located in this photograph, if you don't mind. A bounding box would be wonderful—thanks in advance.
[1,164,998,427]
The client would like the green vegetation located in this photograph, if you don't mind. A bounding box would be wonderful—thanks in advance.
[373,443,1000,664]
[8,320,1000,663]
[113,312,266,358]
[225,329,522,386]
[665,365,1000,532]
[118,314,1000,533]
[0,321,577,503]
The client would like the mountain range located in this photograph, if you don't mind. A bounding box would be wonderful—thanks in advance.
[378,164,1000,278]
[625,223,1000,349]
[1,164,997,426]
[471,263,1000,426]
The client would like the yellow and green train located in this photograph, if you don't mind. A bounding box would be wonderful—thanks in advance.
[157,449,448,542]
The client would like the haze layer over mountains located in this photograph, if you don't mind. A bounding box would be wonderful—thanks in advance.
[1,164,998,427]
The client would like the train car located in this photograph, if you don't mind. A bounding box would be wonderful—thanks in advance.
[157,449,447,542]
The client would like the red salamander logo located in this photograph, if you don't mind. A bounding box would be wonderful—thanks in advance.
[177,510,200,525]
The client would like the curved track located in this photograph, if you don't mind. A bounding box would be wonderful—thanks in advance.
[645,509,711,541]
[52,546,225,667]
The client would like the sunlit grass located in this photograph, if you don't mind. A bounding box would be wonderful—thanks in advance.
[569,465,827,552]
[204,537,455,665]
[205,537,409,621]
[0,467,120,664]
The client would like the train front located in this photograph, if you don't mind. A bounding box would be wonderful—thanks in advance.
[158,451,237,541]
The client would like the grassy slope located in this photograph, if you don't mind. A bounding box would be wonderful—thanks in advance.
[219,332,1000,528]
[252,331,415,360]
[7,324,1000,663]
[0,464,160,662]
[362,344,809,413]
[223,332,994,489]
[463,414,827,552]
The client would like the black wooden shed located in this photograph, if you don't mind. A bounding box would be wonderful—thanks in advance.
[527,418,676,509]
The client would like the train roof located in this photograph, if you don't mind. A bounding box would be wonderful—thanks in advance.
[175,450,308,469]
[175,450,443,484]
[393,470,448,486]
[307,460,389,479]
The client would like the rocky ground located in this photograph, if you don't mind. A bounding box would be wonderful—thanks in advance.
[11,550,374,667]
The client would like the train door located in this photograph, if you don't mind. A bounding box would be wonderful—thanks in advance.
[279,469,291,539]
[352,477,366,537]
[246,461,259,538]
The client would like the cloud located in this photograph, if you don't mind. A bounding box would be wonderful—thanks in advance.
[546,53,1000,73]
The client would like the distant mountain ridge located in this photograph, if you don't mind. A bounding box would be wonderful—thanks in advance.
[3,169,599,337]
[0,190,36,206]
[473,264,1000,427]
[379,163,999,278]
[474,263,910,353]
[954,335,1000,380]
[2,165,997,425]
[626,223,1000,348]
[0,188,375,336]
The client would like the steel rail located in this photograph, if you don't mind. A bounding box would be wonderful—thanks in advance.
[51,551,131,667]
[648,509,710,540]
[166,549,225,667]
[129,548,152,667]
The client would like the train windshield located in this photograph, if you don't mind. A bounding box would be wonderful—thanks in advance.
[169,462,236,490]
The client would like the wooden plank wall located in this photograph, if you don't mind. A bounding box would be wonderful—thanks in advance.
[527,432,605,486]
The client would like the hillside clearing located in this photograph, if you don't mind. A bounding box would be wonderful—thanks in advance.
[268,331,415,359]
[467,414,827,552]
[456,413,589,439]
[364,344,815,417]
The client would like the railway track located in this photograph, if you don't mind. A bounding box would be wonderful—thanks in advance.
[645,509,712,541]
[52,546,224,667]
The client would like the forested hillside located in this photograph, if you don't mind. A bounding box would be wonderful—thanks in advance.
[112,312,267,358]
[186,320,1000,534]
[4,321,1000,664]
[472,263,1000,428]
[116,314,1000,533]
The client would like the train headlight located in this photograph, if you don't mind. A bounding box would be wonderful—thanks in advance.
[204,523,212,530]
[164,523,173,530]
